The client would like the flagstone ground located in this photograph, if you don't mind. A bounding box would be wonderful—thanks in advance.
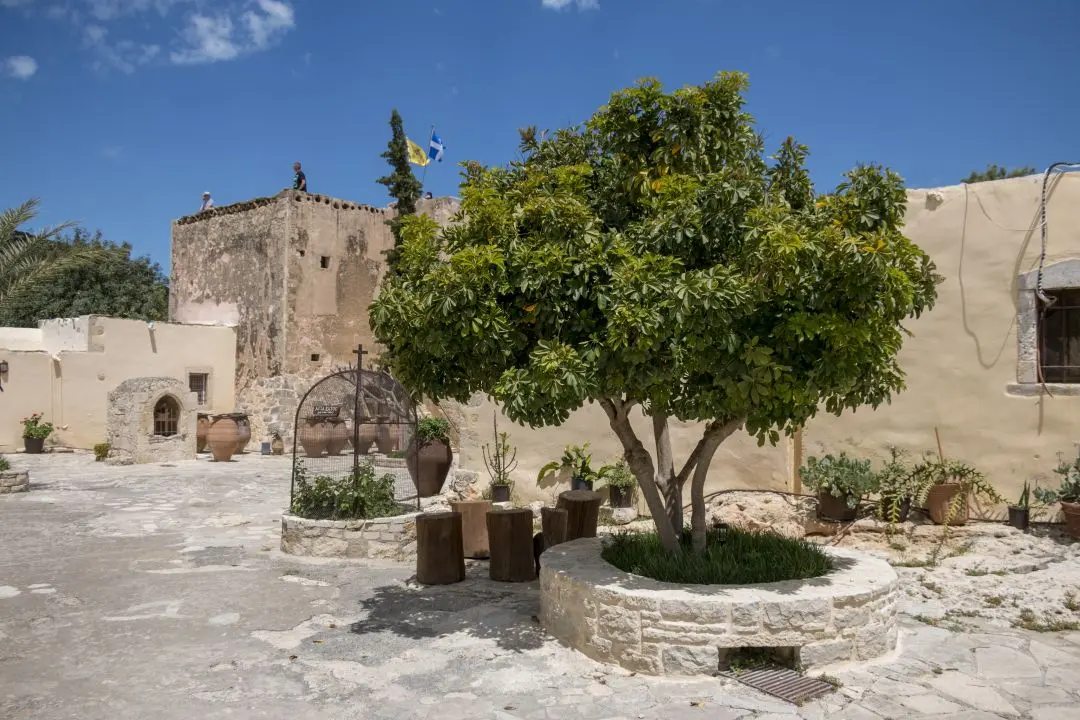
[1,453,1078,719]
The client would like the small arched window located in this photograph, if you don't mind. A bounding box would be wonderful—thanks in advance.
[153,396,180,437]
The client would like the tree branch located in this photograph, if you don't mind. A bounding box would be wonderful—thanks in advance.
[690,418,744,553]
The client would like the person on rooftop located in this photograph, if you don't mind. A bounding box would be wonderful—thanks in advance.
[200,191,214,212]
[293,162,307,192]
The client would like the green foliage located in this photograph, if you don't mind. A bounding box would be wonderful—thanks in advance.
[910,452,1003,526]
[961,165,1037,184]
[1,199,108,319]
[876,446,921,523]
[21,412,54,440]
[290,459,402,520]
[0,226,168,328]
[800,453,878,508]
[1013,480,1031,510]
[602,526,832,585]
[416,416,451,446]
[604,460,637,489]
[93,443,110,462]
[482,415,517,487]
[370,71,939,550]
[537,443,613,485]
[377,109,423,272]
[1033,456,1080,505]
[0,455,9,472]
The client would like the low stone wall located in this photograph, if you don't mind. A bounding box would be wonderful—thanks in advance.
[280,512,419,561]
[0,470,29,494]
[540,539,899,675]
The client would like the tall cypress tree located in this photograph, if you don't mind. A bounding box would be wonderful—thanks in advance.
[377,109,422,271]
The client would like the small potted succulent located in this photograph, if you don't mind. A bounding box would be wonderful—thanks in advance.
[21,413,54,454]
[800,452,878,522]
[1008,481,1031,531]
[482,415,517,503]
[876,447,919,524]
[1033,456,1080,539]
[911,453,1002,526]
[407,416,453,498]
[603,460,636,508]
[538,443,607,491]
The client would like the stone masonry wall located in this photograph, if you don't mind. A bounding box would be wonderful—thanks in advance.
[280,511,419,561]
[540,539,900,675]
[0,470,29,494]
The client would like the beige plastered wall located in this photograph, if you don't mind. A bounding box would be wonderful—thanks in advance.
[449,174,1080,516]
[0,316,236,451]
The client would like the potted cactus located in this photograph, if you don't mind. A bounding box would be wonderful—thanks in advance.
[1033,456,1080,539]
[1008,481,1031,531]
[482,416,517,503]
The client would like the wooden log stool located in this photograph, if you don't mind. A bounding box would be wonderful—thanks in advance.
[541,506,568,549]
[449,499,492,559]
[416,511,466,585]
[557,490,603,541]
[486,508,536,582]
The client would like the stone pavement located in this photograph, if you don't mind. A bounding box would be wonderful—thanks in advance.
[1,452,1078,719]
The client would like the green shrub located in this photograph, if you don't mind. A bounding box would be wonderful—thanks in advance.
[416,416,451,446]
[800,453,878,508]
[0,455,9,472]
[290,459,402,520]
[1034,456,1080,505]
[21,412,54,440]
[602,526,832,585]
[93,443,110,462]
[603,460,636,489]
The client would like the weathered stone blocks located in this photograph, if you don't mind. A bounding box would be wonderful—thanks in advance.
[0,470,29,494]
[280,511,421,561]
[539,538,900,676]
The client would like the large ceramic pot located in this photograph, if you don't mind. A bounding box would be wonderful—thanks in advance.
[407,437,452,498]
[375,418,395,454]
[817,491,858,522]
[927,483,968,526]
[23,437,44,454]
[299,418,328,457]
[326,419,350,457]
[233,415,251,454]
[271,435,285,456]
[207,416,238,462]
[491,485,511,503]
[196,413,210,453]
[1061,501,1080,540]
[357,423,377,454]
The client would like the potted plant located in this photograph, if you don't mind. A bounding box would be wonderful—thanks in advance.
[406,416,453,498]
[876,447,918,524]
[482,416,517,503]
[911,452,1002,526]
[93,443,110,462]
[800,452,878,522]
[538,444,606,491]
[1033,456,1080,539]
[21,413,54,454]
[1008,481,1031,531]
[604,460,636,508]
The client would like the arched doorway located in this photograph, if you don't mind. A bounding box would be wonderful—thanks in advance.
[153,395,180,437]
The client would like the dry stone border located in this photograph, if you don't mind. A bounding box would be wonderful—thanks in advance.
[0,469,29,494]
[539,537,900,675]
[280,511,420,561]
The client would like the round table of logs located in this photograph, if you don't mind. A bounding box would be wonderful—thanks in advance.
[449,499,492,559]
[486,508,536,582]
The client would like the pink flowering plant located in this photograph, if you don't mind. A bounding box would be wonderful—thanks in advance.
[21,412,54,440]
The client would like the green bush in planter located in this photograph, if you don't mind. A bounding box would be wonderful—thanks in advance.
[93,443,110,462]
[0,455,10,472]
[290,459,402,520]
[876,447,921,523]
[415,417,451,446]
[1033,456,1080,505]
[21,412,54,440]
[800,453,878,509]
[604,460,636,489]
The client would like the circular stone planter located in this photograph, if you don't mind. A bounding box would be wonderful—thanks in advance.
[539,538,899,676]
[280,512,420,561]
[0,470,29,494]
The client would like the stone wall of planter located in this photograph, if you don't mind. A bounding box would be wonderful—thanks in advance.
[0,470,29,494]
[280,511,420,561]
[539,539,899,675]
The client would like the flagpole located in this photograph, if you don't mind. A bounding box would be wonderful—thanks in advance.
[421,125,434,186]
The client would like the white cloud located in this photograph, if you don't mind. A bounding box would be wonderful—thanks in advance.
[3,55,39,80]
[541,0,599,10]
[171,0,295,65]
[83,23,159,73]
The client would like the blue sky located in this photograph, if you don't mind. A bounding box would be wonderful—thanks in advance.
[2,0,1078,270]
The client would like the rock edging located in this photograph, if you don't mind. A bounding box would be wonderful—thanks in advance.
[539,538,899,675]
[280,512,420,561]
[0,470,30,494]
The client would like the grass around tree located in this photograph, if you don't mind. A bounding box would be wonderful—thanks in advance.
[602,526,832,585]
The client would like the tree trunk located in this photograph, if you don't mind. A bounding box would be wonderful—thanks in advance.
[688,419,743,553]
[653,415,682,538]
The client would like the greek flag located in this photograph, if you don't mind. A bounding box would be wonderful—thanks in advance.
[428,132,445,163]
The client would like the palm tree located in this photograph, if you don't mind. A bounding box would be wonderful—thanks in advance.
[0,199,103,319]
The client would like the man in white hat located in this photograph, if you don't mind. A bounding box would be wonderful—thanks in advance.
[200,191,214,213]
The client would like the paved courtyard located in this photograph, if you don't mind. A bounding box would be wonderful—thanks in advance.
[1,453,1079,720]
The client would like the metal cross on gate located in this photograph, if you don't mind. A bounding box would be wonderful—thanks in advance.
[352,344,369,371]
[351,344,369,475]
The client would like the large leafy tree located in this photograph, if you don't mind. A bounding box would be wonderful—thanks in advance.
[376,109,423,271]
[371,73,940,553]
[0,226,168,328]
[0,199,106,322]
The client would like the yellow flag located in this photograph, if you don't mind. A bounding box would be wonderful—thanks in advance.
[407,138,430,167]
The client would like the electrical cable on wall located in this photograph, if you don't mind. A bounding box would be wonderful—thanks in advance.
[1035,162,1080,392]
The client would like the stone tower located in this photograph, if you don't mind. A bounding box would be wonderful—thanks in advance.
[169,189,458,442]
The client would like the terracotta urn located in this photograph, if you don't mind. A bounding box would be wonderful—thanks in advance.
[406,436,453,497]
[326,419,349,456]
[207,415,238,462]
[1061,501,1080,540]
[196,413,210,453]
[271,434,285,456]
[357,423,377,454]
[926,483,968,526]
[375,418,395,454]
[299,418,328,457]
[233,415,252,454]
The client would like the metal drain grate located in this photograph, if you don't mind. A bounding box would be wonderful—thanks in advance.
[719,667,835,705]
